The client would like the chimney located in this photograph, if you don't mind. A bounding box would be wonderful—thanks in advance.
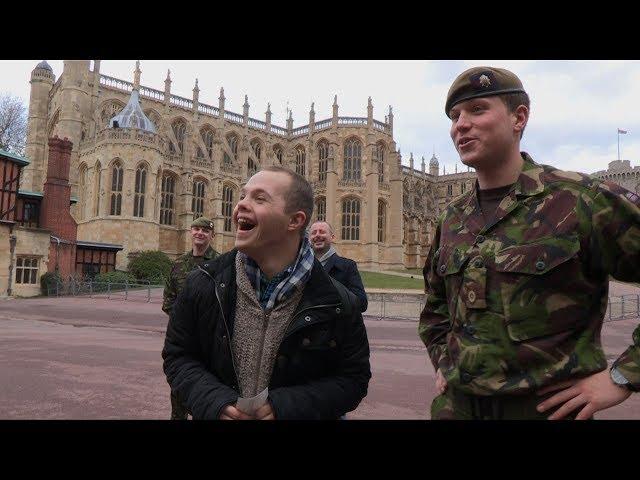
[40,136,77,242]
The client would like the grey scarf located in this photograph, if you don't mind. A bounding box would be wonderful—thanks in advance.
[318,245,337,266]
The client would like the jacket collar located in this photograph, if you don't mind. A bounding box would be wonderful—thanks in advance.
[453,152,545,235]
[200,251,341,336]
[203,245,218,260]
[456,152,545,212]
[322,252,340,272]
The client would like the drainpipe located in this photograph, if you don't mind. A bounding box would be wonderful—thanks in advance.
[51,235,61,274]
[7,225,16,296]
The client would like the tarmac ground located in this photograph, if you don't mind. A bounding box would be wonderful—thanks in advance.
[1,280,639,420]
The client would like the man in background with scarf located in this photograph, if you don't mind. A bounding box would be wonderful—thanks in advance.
[309,221,368,313]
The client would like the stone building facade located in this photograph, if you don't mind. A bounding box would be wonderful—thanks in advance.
[22,60,476,272]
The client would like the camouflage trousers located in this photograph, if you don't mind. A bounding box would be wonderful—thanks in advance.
[170,390,190,420]
[431,388,584,420]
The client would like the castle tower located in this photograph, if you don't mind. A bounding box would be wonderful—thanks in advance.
[429,154,439,176]
[23,61,55,192]
[76,84,163,270]
[57,61,91,147]
[57,61,92,220]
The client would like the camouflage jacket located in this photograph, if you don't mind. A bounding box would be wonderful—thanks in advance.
[419,153,640,395]
[162,245,219,315]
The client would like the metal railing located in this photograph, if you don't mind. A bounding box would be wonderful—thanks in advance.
[364,293,640,323]
[42,278,639,323]
[47,277,164,303]
[606,294,640,322]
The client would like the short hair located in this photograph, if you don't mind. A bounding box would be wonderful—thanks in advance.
[499,92,530,139]
[263,166,314,235]
[310,220,334,234]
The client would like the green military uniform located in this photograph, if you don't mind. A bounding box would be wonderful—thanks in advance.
[162,244,218,315]
[163,217,219,419]
[420,153,640,419]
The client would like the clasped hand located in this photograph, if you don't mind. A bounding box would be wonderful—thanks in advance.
[220,402,275,420]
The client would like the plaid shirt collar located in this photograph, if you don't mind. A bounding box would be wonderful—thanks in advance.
[239,234,315,312]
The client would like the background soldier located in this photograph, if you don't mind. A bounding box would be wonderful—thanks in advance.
[420,66,640,419]
[163,216,219,419]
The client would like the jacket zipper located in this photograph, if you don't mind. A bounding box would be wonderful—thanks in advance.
[198,265,241,391]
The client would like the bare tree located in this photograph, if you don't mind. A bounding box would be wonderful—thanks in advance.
[0,93,28,155]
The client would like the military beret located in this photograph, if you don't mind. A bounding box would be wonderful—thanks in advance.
[191,217,214,230]
[445,66,527,117]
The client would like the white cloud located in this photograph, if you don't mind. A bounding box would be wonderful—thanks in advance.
[2,60,638,177]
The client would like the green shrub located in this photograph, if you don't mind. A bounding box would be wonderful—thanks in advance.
[40,271,62,296]
[128,250,172,284]
[94,270,134,284]
[90,270,136,293]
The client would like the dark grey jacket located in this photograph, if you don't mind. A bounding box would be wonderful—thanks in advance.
[162,249,371,420]
[323,254,368,312]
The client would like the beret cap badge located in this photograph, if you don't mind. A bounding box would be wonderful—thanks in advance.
[445,66,526,117]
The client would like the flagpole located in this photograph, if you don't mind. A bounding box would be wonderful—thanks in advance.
[618,129,620,160]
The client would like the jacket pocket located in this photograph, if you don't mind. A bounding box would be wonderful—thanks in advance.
[494,235,584,342]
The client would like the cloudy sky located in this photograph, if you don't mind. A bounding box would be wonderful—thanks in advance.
[2,60,638,175]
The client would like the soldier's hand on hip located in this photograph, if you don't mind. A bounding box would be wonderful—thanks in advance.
[535,370,632,420]
[436,368,448,394]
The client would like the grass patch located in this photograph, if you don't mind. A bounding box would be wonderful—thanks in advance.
[391,268,423,275]
[361,271,424,290]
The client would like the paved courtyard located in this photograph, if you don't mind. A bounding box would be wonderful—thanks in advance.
[0,281,639,420]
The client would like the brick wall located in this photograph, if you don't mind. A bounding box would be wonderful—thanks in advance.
[39,136,78,278]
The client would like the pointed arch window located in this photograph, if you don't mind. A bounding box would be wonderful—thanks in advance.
[78,164,88,220]
[341,197,360,240]
[134,165,147,217]
[227,134,239,160]
[274,146,283,164]
[374,142,385,183]
[160,174,176,225]
[318,141,329,182]
[295,146,305,176]
[172,120,187,154]
[101,102,123,129]
[110,161,123,216]
[248,158,257,177]
[378,199,386,243]
[222,185,235,232]
[94,161,102,216]
[251,140,262,160]
[201,128,215,159]
[192,180,205,219]
[315,197,326,222]
[461,182,466,194]
[344,138,362,181]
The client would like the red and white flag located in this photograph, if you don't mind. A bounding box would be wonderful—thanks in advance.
[618,128,628,134]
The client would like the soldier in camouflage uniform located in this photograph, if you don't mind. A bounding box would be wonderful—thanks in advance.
[163,216,219,419]
[419,66,640,420]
